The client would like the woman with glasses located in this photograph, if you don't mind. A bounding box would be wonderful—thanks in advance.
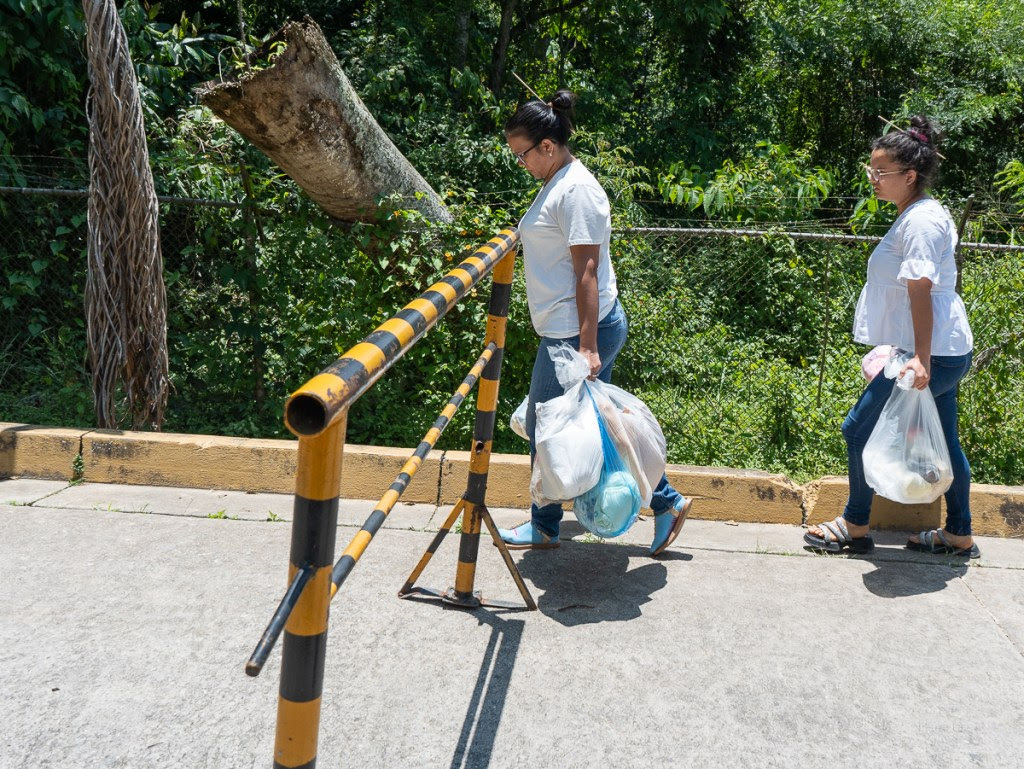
[498,89,691,555]
[804,116,978,557]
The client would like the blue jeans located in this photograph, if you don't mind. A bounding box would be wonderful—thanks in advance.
[841,352,973,535]
[526,300,685,536]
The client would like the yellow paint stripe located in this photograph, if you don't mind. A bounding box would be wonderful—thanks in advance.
[289,372,347,405]
[378,317,416,346]
[468,440,493,474]
[492,248,516,283]
[407,298,439,324]
[478,378,500,410]
[286,565,331,636]
[424,426,442,445]
[295,417,346,500]
[485,315,507,348]
[463,256,487,273]
[398,457,422,481]
[449,268,473,289]
[342,529,373,562]
[454,561,478,593]
[274,696,321,767]
[378,488,401,512]
[345,342,387,374]
[430,280,458,304]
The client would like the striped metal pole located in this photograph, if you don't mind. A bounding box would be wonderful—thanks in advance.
[273,412,346,769]
[331,343,496,597]
[398,241,535,609]
[285,229,520,438]
[447,237,518,607]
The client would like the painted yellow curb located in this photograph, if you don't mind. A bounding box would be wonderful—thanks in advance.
[0,424,83,479]
[2,422,1022,536]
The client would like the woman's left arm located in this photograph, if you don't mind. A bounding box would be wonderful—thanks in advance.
[571,243,601,378]
[904,277,933,389]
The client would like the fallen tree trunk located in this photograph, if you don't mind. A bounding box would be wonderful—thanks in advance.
[196,17,451,223]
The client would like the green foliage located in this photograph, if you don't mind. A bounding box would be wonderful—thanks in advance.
[659,142,836,221]
[0,0,85,159]
[2,0,1023,487]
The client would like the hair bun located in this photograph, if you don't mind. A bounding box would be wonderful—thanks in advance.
[549,89,577,112]
[908,115,940,146]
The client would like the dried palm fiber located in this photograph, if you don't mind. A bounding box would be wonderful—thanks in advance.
[82,0,168,429]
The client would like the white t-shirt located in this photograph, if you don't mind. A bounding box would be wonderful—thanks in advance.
[518,160,618,338]
[852,197,973,355]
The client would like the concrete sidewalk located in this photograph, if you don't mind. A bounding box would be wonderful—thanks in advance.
[3,478,1024,769]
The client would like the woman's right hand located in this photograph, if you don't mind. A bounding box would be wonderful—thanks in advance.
[579,347,601,380]
[900,355,930,390]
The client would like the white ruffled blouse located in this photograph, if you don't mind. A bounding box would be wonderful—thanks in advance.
[852,197,973,355]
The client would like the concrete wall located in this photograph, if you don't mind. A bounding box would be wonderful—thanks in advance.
[3,422,1022,536]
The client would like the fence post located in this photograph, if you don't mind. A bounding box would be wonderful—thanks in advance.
[273,411,346,769]
[447,244,517,607]
[955,193,975,296]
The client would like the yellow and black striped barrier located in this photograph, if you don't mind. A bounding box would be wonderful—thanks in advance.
[284,229,520,437]
[399,241,536,609]
[250,228,534,769]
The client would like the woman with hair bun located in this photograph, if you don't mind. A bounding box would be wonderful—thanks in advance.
[498,89,692,555]
[804,116,978,557]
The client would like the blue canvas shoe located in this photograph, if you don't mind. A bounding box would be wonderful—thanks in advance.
[650,497,692,556]
[497,521,560,550]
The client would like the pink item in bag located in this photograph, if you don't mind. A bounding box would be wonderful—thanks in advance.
[861,345,892,382]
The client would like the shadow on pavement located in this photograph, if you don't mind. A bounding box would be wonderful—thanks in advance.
[859,549,970,598]
[448,611,524,769]
[516,527,691,626]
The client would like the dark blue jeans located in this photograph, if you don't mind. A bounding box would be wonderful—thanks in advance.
[841,352,973,535]
[526,300,685,536]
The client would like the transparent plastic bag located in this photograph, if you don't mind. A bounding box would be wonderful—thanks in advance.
[587,379,666,507]
[530,345,666,511]
[573,388,642,537]
[862,351,953,504]
[510,396,529,440]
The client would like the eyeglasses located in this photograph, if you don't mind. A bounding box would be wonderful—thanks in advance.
[863,163,907,182]
[512,141,541,165]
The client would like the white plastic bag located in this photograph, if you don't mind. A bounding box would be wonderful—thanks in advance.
[587,379,666,507]
[531,377,602,504]
[862,351,953,504]
[531,345,666,509]
[510,396,529,440]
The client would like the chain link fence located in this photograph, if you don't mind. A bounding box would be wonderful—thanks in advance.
[608,225,1024,483]
[2,179,1022,485]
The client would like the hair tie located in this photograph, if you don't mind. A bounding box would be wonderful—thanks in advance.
[907,128,929,144]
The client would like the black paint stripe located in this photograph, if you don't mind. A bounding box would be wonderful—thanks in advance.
[421,289,451,315]
[273,757,315,769]
[456,260,481,281]
[363,329,402,362]
[473,407,497,441]
[457,529,481,562]
[322,356,369,385]
[482,347,504,380]
[488,282,513,317]
[279,631,328,701]
[396,307,429,335]
[441,274,468,295]
[291,497,339,568]
[465,471,488,506]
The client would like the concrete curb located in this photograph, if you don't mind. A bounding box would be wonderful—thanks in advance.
[3,421,1023,536]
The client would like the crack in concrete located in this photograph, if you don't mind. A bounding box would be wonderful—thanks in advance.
[959,576,1024,660]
